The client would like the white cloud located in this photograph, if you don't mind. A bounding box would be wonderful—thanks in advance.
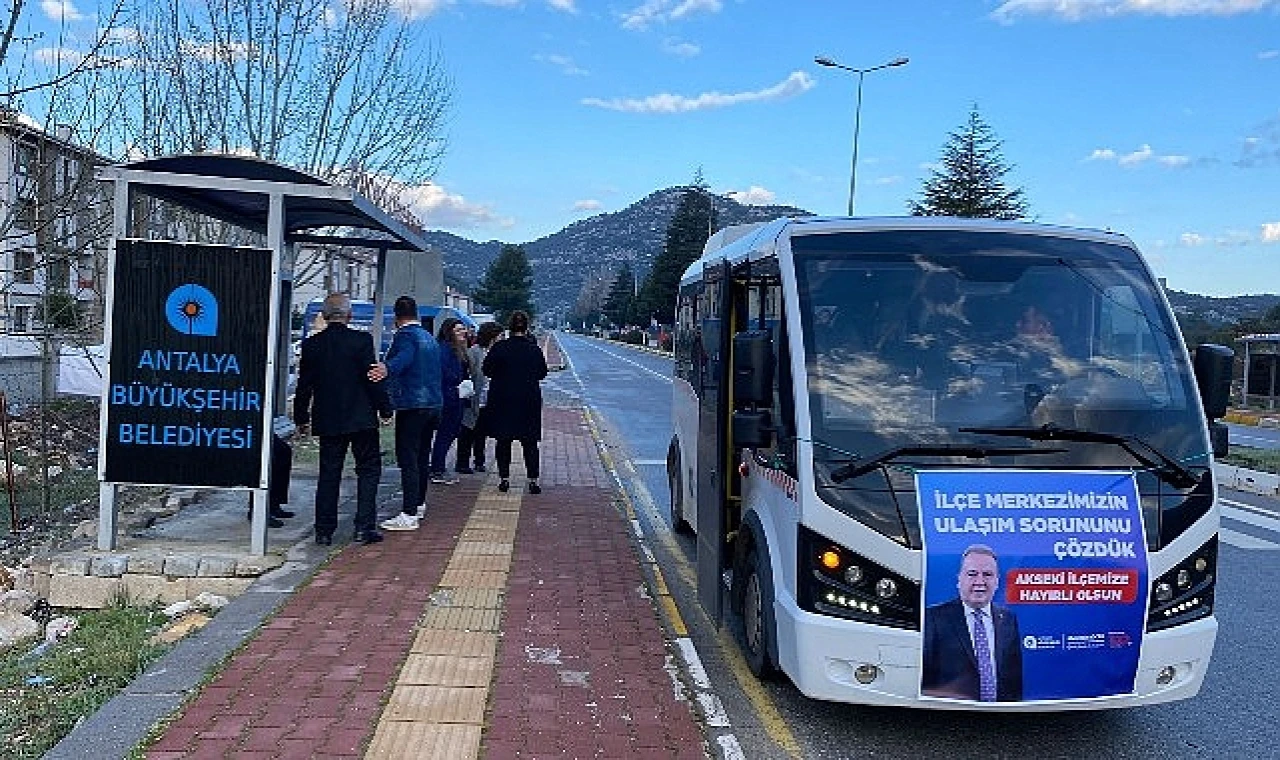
[1179,232,1207,246]
[621,0,722,30]
[393,0,455,20]
[41,0,86,22]
[661,37,701,57]
[726,186,776,205]
[547,0,577,11]
[535,53,588,76]
[401,183,513,229]
[1260,50,1279,59]
[991,0,1278,24]
[1263,222,1280,242]
[1175,229,1256,247]
[34,47,84,66]
[1086,144,1190,168]
[573,199,602,211]
[582,70,815,114]
[873,175,903,186]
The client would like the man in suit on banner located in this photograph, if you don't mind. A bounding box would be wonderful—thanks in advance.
[922,544,1023,702]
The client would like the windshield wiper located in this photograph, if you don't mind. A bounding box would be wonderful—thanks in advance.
[829,444,1066,483]
[958,423,1200,489]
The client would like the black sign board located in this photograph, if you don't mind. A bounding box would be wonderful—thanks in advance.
[103,240,273,487]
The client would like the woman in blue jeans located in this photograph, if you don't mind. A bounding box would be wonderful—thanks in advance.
[429,318,469,484]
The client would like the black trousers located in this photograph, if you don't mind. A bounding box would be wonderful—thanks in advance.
[495,437,539,480]
[315,428,382,537]
[395,408,440,515]
[455,418,486,470]
[270,434,292,509]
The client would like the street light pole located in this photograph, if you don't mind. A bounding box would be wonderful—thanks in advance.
[814,55,908,217]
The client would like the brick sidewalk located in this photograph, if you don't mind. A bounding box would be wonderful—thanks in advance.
[144,400,705,758]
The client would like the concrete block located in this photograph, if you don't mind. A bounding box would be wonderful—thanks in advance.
[234,555,285,577]
[49,575,122,609]
[197,555,239,577]
[90,555,129,578]
[49,555,90,576]
[163,556,199,578]
[186,577,253,599]
[127,553,167,575]
[121,575,190,606]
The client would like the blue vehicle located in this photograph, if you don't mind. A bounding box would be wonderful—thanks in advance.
[300,299,478,354]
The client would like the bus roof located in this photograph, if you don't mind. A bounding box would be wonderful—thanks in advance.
[678,216,1136,288]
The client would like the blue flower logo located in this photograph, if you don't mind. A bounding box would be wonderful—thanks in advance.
[165,283,219,336]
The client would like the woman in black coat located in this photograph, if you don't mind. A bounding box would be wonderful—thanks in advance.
[481,310,548,493]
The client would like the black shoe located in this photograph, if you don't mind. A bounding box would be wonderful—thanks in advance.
[498,479,509,493]
[358,530,384,545]
[316,533,333,546]
[455,466,474,475]
[270,506,296,519]
[269,517,284,528]
[528,481,541,495]
[474,463,486,472]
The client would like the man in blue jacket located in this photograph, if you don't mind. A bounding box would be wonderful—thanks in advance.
[379,295,442,532]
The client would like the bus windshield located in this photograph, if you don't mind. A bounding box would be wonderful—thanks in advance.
[792,229,1209,545]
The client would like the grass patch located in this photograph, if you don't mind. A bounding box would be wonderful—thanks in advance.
[0,603,170,759]
[1221,445,1280,475]
[290,425,397,467]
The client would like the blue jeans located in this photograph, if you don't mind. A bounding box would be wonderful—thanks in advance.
[430,401,463,475]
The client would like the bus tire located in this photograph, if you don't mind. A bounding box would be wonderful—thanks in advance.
[739,547,777,678]
[668,465,691,534]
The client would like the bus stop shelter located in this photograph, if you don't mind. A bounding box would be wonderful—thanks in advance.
[95,154,435,555]
[1238,333,1280,411]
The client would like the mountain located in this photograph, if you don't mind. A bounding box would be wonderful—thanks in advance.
[425,188,1279,325]
[425,187,811,319]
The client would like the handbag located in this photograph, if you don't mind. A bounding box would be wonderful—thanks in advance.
[458,378,475,399]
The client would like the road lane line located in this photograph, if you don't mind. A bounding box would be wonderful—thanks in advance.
[565,335,673,383]
[1221,498,1280,521]
[1220,528,1279,550]
[1221,505,1280,534]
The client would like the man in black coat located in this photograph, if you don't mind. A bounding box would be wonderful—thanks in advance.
[921,544,1023,702]
[481,310,548,494]
[293,293,391,545]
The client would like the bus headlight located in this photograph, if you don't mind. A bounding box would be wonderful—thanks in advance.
[1147,535,1217,633]
[799,526,919,630]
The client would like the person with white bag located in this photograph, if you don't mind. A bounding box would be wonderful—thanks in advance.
[428,317,469,485]
[455,322,502,474]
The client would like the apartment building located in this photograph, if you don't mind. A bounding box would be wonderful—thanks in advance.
[0,114,110,338]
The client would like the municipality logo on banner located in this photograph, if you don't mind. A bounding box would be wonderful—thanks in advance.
[165,283,219,336]
[917,469,1148,703]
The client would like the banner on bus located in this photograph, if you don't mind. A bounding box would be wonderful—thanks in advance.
[916,469,1148,703]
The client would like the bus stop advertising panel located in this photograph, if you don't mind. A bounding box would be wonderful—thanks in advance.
[103,239,272,488]
[917,469,1148,703]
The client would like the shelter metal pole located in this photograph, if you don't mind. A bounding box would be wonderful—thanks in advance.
[97,179,131,551]
[1242,341,1251,408]
[250,192,286,556]
[371,247,389,358]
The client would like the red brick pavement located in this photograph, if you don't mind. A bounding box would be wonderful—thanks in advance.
[146,481,479,758]
[144,394,707,758]
[483,406,705,759]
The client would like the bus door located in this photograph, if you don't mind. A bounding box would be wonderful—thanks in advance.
[696,259,752,622]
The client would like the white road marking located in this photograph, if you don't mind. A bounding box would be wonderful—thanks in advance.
[1220,528,1279,550]
[1231,433,1278,446]
[1221,504,1280,534]
[676,637,712,690]
[717,735,748,760]
[633,459,667,467]
[565,335,673,383]
[697,692,731,728]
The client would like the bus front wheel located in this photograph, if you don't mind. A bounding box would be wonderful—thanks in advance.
[668,466,691,534]
[739,548,777,678]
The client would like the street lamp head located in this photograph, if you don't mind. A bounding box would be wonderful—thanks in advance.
[888,56,909,67]
[814,55,839,68]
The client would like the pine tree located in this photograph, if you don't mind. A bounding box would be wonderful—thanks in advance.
[909,106,1029,220]
[638,170,718,324]
[602,262,637,327]
[473,243,535,326]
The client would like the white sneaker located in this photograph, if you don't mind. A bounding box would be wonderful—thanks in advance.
[380,512,420,531]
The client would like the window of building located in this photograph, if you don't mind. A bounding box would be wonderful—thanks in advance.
[14,249,35,284]
[13,305,32,332]
[14,199,36,231]
[14,142,37,176]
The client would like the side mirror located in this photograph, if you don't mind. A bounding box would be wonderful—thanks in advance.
[733,409,774,450]
[733,330,774,407]
[1209,421,1229,459]
[1193,344,1234,420]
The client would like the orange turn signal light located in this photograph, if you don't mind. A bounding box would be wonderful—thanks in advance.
[819,549,842,571]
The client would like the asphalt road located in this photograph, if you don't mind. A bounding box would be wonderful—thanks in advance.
[1228,421,1280,450]
[550,332,1280,760]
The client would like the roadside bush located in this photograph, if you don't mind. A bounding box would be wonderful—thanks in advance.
[621,329,645,345]
[659,332,673,352]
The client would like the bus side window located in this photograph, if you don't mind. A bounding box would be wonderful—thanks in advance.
[759,283,797,476]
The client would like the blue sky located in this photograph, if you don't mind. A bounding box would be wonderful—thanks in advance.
[24,0,1280,297]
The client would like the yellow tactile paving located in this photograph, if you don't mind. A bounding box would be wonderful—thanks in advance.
[382,684,488,723]
[365,456,528,760]
[365,723,482,760]
[410,629,498,658]
[437,568,509,589]
[399,653,495,687]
